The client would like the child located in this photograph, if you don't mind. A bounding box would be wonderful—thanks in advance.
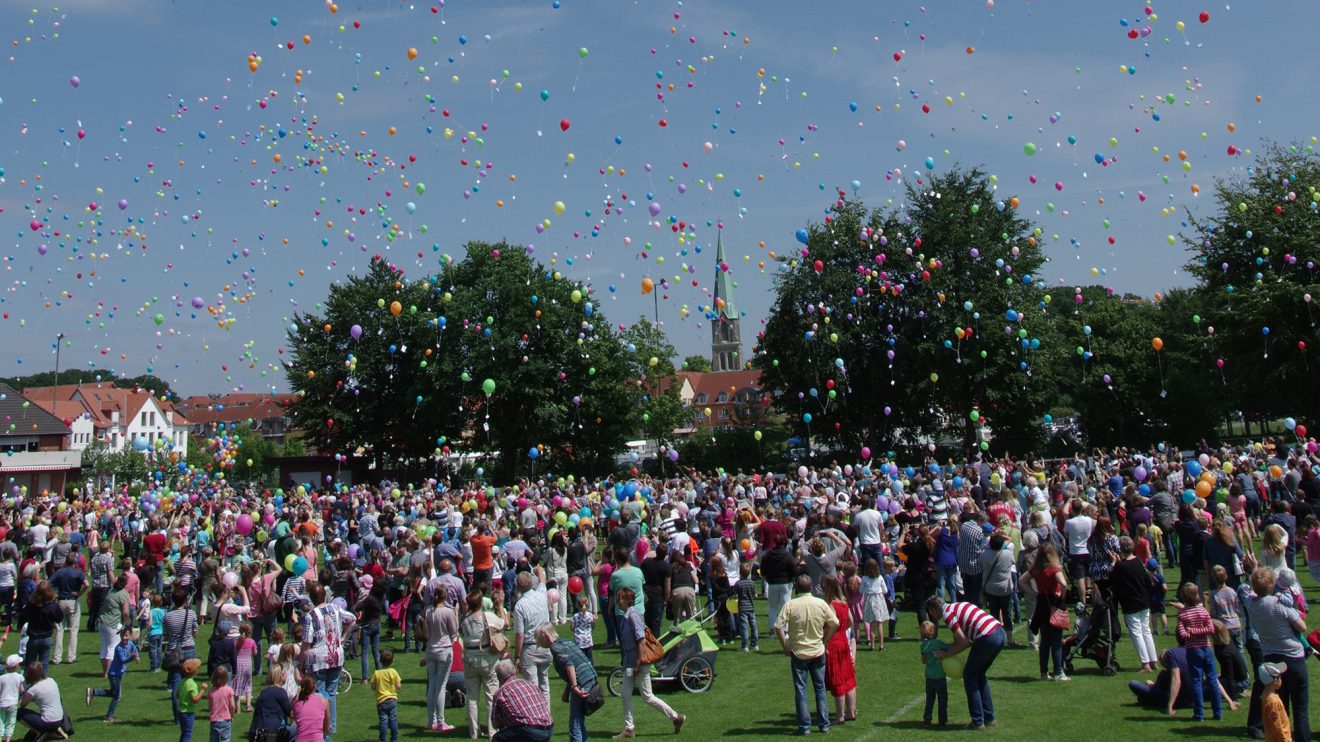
[919,621,949,726]
[860,559,890,651]
[882,558,901,640]
[233,624,257,712]
[1134,524,1153,565]
[178,658,208,742]
[87,626,138,722]
[1147,558,1168,636]
[1174,583,1221,721]
[839,561,865,643]
[276,642,301,698]
[0,655,22,742]
[207,665,237,742]
[570,592,595,664]
[369,649,402,742]
[149,592,166,672]
[1257,661,1291,742]
[265,627,285,669]
[735,562,759,651]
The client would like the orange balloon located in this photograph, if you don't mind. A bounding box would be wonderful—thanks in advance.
[641,277,655,295]
[1195,480,1212,499]
[1151,337,1164,352]
[390,300,402,316]
[406,47,418,60]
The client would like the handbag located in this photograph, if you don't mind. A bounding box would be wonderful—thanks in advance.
[482,612,508,654]
[637,627,664,666]
[582,682,606,716]
[1048,605,1071,631]
[162,609,195,672]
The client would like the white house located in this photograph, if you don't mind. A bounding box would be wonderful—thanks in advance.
[24,383,189,457]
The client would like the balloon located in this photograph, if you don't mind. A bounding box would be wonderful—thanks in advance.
[795,228,809,245]
[390,301,402,316]
[941,654,966,679]
[1296,425,1308,438]
[753,430,763,442]
[560,118,571,132]
[1284,417,1297,431]
[1270,465,1284,478]
[641,277,654,295]
[1186,461,1202,478]
[860,447,871,459]
[236,514,254,535]
[222,571,239,589]
[1182,490,1197,504]
[292,557,309,575]
[547,589,561,605]
[1133,466,1147,482]
[667,449,679,463]
[1151,337,1164,352]
[725,596,740,614]
[482,378,496,396]
[568,575,585,595]
[1195,480,1213,499]
[283,554,298,573]
[1023,142,1038,156]
[528,447,540,460]
[798,466,809,479]
[350,324,363,340]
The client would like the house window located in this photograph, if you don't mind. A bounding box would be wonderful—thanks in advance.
[697,393,708,405]
[717,409,730,420]
[716,392,728,403]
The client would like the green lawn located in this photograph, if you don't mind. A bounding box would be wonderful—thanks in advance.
[51,569,1320,741]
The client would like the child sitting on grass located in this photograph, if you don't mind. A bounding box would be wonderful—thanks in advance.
[919,621,949,726]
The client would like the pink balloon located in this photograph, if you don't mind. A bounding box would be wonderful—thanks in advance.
[236,514,254,535]
[546,589,561,605]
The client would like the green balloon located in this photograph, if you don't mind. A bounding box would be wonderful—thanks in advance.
[969,410,980,422]
[482,378,496,396]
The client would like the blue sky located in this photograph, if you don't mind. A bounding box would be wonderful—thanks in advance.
[1,0,1317,397]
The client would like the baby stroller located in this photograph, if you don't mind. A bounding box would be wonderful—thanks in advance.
[607,605,719,696]
[1063,587,1120,677]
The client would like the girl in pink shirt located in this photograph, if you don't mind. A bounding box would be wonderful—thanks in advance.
[291,674,329,742]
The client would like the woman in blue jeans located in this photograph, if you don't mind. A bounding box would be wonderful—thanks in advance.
[928,596,1006,731]
[161,588,200,724]
[21,583,61,673]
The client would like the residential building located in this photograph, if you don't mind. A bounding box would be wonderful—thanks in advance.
[176,393,297,443]
[0,383,81,495]
[23,383,189,456]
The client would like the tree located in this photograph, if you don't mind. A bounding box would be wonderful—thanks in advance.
[286,248,645,480]
[681,355,713,372]
[755,169,1056,457]
[1185,143,1320,422]
[620,319,686,443]
[1,369,175,400]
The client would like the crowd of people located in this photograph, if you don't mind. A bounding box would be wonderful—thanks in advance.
[0,436,1315,740]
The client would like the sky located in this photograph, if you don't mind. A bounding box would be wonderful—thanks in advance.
[1,0,1317,398]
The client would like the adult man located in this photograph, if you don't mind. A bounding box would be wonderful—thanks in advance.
[87,540,115,633]
[469,521,498,589]
[49,556,86,664]
[512,572,552,706]
[957,508,987,605]
[774,574,838,736]
[491,659,553,742]
[608,511,640,554]
[928,596,1006,731]
[609,547,645,636]
[853,499,885,570]
[1148,486,1178,567]
[639,543,669,637]
[301,582,356,742]
[760,538,797,636]
[426,559,467,613]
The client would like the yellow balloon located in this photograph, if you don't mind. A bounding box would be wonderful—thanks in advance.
[553,200,566,216]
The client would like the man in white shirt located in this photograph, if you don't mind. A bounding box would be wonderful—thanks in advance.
[511,572,552,706]
[1062,501,1096,599]
[853,500,885,568]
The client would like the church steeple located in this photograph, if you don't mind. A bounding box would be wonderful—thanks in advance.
[711,230,742,372]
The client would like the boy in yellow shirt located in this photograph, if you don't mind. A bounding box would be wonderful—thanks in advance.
[370,649,403,742]
[1258,661,1291,742]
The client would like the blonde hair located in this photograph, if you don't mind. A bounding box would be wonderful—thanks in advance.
[920,621,937,640]
[1262,524,1286,557]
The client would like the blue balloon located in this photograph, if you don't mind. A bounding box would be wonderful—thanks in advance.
[528,447,540,460]
[1186,461,1202,478]
[795,228,810,245]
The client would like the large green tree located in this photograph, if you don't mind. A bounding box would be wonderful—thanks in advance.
[620,319,686,444]
[1185,143,1320,422]
[285,247,644,480]
[755,169,1056,457]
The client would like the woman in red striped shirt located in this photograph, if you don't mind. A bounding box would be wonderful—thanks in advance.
[927,596,1005,731]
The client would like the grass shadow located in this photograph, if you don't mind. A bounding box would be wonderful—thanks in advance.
[886,720,962,732]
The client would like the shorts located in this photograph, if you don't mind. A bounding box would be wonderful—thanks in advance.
[1066,554,1091,580]
[99,623,122,660]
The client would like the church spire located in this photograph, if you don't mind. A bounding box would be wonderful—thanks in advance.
[710,230,742,372]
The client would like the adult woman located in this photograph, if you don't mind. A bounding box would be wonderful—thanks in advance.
[21,581,60,671]
[614,586,684,738]
[1202,520,1244,589]
[1110,536,1158,673]
[355,577,384,681]
[1244,566,1310,741]
[933,517,960,603]
[667,548,699,628]
[17,661,65,738]
[899,524,936,625]
[97,573,133,676]
[979,533,1016,642]
[248,666,293,742]
[402,567,426,653]
[422,583,459,732]
[543,532,570,625]
[1087,516,1120,600]
[291,672,329,742]
[1015,531,1040,650]
[821,575,857,725]
[1175,504,1206,587]
[708,556,735,643]
[163,585,201,725]
[1022,542,1069,681]
[460,589,505,739]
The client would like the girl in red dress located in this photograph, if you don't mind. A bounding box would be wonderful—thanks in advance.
[821,575,857,724]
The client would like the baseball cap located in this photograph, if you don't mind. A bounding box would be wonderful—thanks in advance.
[4,655,20,669]
[1257,661,1286,685]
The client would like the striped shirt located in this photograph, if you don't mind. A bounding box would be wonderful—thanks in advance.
[174,557,197,587]
[1245,594,1305,658]
[1176,604,1215,649]
[162,607,198,651]
[941,601,1002,641]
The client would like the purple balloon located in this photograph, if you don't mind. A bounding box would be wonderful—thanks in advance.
[69,75,80,88]
[648,202,662,217]
[350,324,363,340]
[1133,466,1148,482]
[191,297,205,309]
[118,198,129,210]
[667,449,679,463]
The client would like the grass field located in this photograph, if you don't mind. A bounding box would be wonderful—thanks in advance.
[50,567,1320,741]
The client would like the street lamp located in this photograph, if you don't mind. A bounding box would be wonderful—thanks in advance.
[52,332,65,409]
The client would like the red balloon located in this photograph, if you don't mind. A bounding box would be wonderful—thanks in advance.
[567,575,585,595]
[559,118,570,132]
[813,259,824,273]
[1296,424,1308,438]
[1198,10,1210,23]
